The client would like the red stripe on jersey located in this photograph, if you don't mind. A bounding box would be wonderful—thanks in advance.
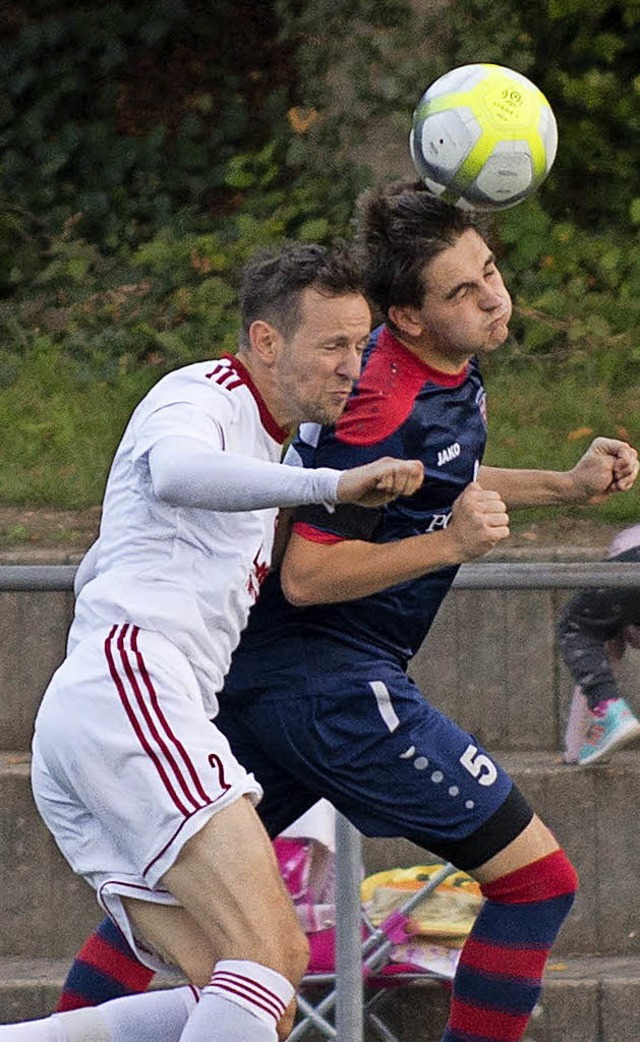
[216,353,289,443]
[292,521,346,544]
[448,998,529,1039]
[335,326,469,446]
[213,368,244,391]
[459,936,548,979]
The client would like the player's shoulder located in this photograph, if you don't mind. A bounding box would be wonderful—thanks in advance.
[336,324,469,447]
[140,356,248,412]
[162,356,245,392]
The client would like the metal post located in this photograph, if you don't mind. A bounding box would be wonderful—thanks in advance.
[335,812,365,1042]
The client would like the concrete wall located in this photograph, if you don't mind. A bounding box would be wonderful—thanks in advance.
[3,583,639,755]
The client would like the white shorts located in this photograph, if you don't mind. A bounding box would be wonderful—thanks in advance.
[32,623,262,971]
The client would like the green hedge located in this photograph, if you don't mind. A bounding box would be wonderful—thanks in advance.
[1,0,639,508]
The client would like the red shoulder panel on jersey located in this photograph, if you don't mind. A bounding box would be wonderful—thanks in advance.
[335,326,469,446]
[292,522,346,544]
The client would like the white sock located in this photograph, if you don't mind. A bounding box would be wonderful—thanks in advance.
[0,1015,66,1041]
[179,960,295,1041]
[0,986,197,1042]
[84,986,197,1042]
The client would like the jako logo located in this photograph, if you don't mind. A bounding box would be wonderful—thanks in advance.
[437,442,461,467]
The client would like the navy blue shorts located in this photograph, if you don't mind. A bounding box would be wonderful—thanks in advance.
[217,657,532,871]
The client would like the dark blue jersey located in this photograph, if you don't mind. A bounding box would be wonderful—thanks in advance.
[225,325,488,689]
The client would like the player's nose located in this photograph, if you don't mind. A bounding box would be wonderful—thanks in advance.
[339,346,364,382]
[480,287,508,311]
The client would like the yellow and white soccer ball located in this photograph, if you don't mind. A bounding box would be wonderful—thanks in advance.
[409,63,558,211]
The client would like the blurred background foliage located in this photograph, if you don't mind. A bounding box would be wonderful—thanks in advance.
[0,0,639,510]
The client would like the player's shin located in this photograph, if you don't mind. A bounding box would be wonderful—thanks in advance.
[56,916,154,1011]
[179,959,295,1042]
[0,985,197,1042]
[441,849,578,1042]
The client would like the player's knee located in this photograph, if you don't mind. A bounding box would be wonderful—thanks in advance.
[227,912,309,989]
[481,848,578,913]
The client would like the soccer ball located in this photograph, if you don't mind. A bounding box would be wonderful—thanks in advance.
[409,63,558,211]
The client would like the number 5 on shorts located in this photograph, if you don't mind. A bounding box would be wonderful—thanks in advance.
[460,744,498,786]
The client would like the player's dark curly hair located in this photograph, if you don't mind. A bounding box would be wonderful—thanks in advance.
[238,240,365,348]
[354,180,488,328]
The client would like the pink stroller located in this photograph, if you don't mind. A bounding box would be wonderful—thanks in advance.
[274,803,468,1041]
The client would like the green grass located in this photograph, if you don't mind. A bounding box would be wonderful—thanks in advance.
[0,338,159,508]
[2,338,639,524]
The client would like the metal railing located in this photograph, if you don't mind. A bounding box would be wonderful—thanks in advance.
[3,560,640,592]
[3,560,640,1038]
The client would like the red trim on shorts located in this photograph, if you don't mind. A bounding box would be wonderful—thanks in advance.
[104,624,213,816]
[143,805,219,879]
[292,521,346,544]
[105,625,193,816]
[131,626,213,805]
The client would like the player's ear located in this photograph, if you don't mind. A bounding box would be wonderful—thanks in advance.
[388,304,423,338]
[247,320,280,364]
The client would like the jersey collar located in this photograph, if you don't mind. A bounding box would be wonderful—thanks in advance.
[221,354,290,444]
[379,326,470,388]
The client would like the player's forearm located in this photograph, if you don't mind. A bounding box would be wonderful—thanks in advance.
[281,528,466,606]
[477,465,577,507]
[148,437,341,512]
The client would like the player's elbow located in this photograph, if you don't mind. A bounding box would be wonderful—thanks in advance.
[280,566,320,608]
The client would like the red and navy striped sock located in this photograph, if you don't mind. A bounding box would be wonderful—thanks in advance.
[56,916,154,1012]
[442,849,578,1042]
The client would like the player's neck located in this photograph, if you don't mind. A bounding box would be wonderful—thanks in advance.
[392,331,471,376]
[233,350,291,429]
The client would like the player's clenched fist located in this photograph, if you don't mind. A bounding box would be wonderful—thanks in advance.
[448,481,510,560]
[568,437,639,503]
[336,457,424,508]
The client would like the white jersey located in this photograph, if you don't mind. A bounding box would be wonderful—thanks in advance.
[70,355,317,715]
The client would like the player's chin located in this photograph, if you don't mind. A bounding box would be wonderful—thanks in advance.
[484,323,510,350]
[317,395,351,424]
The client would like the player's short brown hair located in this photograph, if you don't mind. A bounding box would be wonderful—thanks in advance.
[238,241,365,348]
[355,180,487,324]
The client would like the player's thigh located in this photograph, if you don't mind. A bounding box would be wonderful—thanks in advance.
[33,626,263,890]
[215,698,319,838]
[247,667,531,870]
[160,795,310,985]
[122,899,217,987]
[471,812,559,885]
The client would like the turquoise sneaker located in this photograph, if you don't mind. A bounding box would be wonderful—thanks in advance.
[578,698,640,766]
